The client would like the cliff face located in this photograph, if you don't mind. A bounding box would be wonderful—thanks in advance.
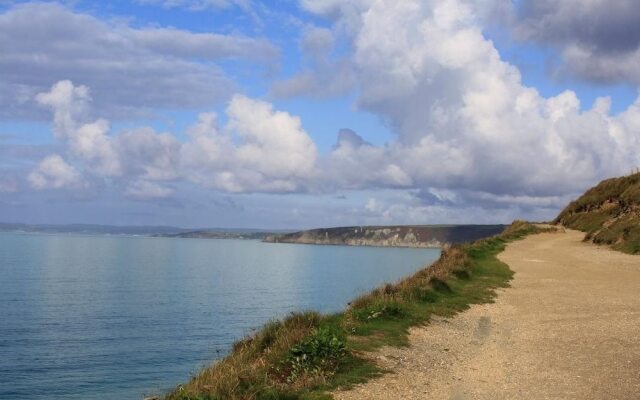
[263,225,506,248]
[555,172,640,254]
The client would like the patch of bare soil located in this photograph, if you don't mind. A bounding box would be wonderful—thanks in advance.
[333,230,640,399]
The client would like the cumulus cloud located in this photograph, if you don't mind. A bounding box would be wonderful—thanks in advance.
[324,129,412,190]
[36,81,121,176]
[514,0,640,84]
[28,154,85,190]
[0,2,277,119]
[12,0,640,224]
[31,80,318,196]
[181,95,318,192]
[306,0,640,207]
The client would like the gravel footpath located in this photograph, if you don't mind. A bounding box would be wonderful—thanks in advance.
[333,229,640,399]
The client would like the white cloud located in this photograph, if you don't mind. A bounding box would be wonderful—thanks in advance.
[324,129,412,190]
[226,95,317,178]
[34,80,91,140]
[0,2,277,119]
[16,0,640,224]
[306,0,640,203]
[125,180,174,199]
[28,154,84,190]
[182,95,318,192]
[33,80,318,196]
[36,81,121,177]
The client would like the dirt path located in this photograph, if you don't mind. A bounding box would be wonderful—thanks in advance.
[333,229,640,399]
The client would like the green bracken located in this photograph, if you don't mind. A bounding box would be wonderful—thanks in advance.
[164,221,550,400]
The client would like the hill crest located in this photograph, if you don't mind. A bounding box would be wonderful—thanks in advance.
[554,172,640,254]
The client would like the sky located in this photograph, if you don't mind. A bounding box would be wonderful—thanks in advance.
[1,0,639,229]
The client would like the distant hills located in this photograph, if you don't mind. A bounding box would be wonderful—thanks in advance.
[0,222,507,248]
[6,175,639,252]
[0,222,187,235]
[0,223,282,239]
[153,230,276,240]
[263,225,507,248]
[555,172,640,254]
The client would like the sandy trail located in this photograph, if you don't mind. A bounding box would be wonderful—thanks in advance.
[333,229,640,399]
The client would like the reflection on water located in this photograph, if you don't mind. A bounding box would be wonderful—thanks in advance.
[0,232,440,399]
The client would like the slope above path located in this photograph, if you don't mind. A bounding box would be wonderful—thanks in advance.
[334,229,640,399]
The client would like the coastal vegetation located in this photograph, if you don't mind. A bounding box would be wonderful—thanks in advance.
[165,221,551,400]
[555,172,640,254]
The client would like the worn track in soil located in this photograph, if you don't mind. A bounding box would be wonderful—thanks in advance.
[333,230,640,399]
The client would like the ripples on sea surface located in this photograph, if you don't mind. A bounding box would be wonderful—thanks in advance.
[0,232,440,399]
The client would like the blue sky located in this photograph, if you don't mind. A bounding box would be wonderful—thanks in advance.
[1,0,639,228]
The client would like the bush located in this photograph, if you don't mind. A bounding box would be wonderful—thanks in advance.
[283,327,347,383]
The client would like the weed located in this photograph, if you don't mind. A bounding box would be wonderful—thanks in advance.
[283,327,347,384]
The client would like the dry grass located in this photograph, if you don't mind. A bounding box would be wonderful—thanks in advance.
[348,246,469,310]
[166,312,325,400]
[555,172,640,254]
[164,221,548,400]
[349,220,542,311]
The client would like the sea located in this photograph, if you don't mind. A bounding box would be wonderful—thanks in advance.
[0,232,440,399]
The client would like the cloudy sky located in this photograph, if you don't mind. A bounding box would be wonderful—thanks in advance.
[1,0,639,229]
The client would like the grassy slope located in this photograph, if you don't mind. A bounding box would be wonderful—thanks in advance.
[165,222,549,400]
[554,172,640,254]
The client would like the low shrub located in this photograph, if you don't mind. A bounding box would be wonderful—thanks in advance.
[282,327,347,384]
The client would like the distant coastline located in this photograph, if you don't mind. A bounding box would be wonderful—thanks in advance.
[263,224,506,248]
[0,222,284,240]
[0,222,505,248]
[164,222,542,399]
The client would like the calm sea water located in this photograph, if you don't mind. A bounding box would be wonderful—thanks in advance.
[0,232,440,399]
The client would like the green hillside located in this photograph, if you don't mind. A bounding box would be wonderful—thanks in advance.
[554,172,640,254]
